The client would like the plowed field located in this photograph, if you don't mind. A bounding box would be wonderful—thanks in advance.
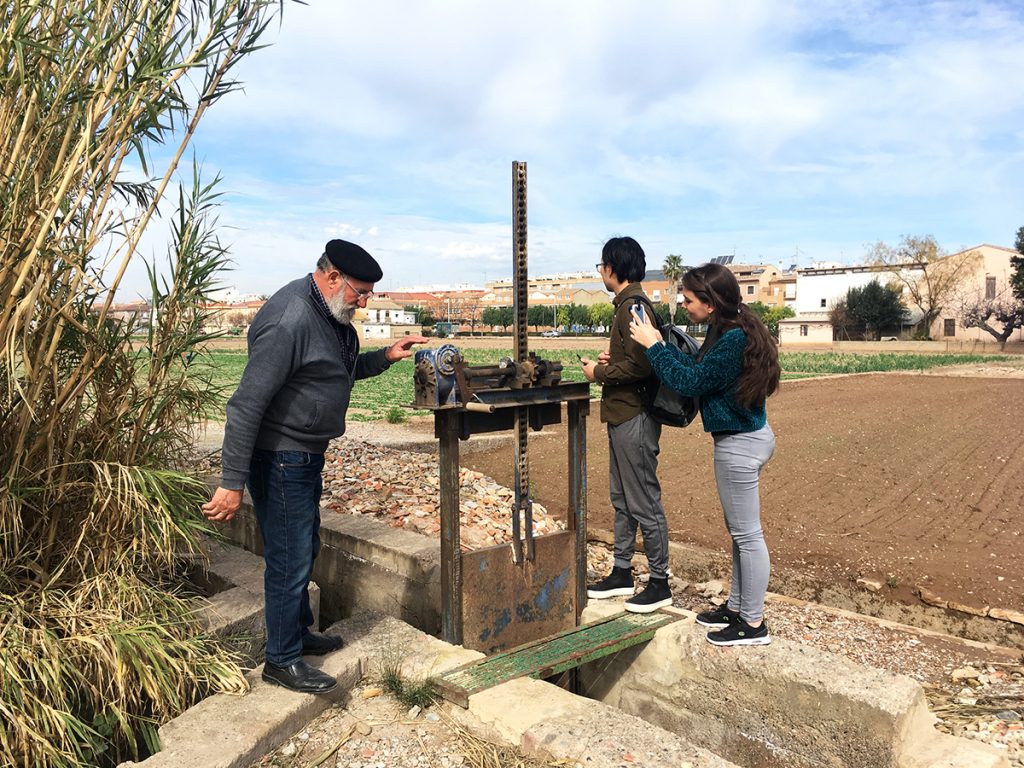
[461,373,1024,612]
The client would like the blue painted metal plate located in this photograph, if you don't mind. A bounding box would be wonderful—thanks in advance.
[461,530,576,654]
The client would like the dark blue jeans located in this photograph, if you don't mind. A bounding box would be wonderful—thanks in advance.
[247,449,325,666]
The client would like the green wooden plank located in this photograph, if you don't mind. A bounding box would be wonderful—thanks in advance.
[438,611,678,706]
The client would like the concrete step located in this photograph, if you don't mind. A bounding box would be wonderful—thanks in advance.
[118,650,361,768]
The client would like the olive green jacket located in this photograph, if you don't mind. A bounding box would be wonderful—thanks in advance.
[594,282,654,425]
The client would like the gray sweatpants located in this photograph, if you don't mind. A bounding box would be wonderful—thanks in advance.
[713,424,776,623]
[608,411,668,580]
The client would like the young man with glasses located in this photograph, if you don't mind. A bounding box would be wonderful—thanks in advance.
[203,239,427,693]
[579,237,672,613]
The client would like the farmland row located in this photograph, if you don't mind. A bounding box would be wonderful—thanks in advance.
[189,348,1008,421]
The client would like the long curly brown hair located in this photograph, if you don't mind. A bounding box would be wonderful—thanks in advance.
[683,264,781,409]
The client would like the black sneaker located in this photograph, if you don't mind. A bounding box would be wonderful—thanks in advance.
[624,578,671,614]
[706,618,771,647]
[587,566,634,599]
[695,604,739,628]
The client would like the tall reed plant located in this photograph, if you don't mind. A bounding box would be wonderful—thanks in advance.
[1,2,291,765]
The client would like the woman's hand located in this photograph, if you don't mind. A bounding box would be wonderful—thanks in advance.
[629,309,662,349]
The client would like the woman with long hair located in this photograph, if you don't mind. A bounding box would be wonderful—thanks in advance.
[630,263,781,645]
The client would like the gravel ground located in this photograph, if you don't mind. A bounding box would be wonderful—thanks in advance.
[247,682,566,768]
[588,546,1024,767]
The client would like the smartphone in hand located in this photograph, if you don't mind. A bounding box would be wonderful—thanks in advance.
[630,303,645,322]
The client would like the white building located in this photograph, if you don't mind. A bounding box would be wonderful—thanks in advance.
[779,244,1023,345]
[356,298,418,340]
[780,262,922,344]
[933,244,1024,343]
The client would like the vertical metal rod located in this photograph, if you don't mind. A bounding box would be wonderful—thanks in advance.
[439,410,462,645]
[511,431,524,564]
[512,161,528,365]
[512,160,533,562]
[567,399,589,621]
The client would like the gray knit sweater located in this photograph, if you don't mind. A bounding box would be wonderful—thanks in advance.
[219,276,391,490]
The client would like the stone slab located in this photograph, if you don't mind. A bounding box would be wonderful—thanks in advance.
[579,601,1007,768]
[469,677,739,768]
[118,646,360,768]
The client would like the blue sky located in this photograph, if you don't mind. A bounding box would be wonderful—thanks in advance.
[127,0,1024,297]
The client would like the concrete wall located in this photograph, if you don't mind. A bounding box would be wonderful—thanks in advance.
[779,317,833,345]
[578,603,1005,768]
[223,495,441,634]
[211,501,1006,768]
[834,338,1024,354]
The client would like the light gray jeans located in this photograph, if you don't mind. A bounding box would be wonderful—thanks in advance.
[608,410,669,580]
[713,424,776,623]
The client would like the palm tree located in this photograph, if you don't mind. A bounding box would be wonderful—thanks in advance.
[662,254,685,319]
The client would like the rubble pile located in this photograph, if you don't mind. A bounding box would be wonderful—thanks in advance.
[322,438,564,550]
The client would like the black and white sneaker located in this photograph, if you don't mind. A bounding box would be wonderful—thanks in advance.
[706,618,771,646]
[587,567,634,599]
[695,604,740,628]
[624,578,672,613]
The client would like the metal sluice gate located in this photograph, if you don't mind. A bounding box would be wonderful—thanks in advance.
[412,162,679,705]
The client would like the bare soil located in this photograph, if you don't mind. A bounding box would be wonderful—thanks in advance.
[457,372,1024,613]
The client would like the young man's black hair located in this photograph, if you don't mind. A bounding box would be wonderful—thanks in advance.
[600,236,647,283]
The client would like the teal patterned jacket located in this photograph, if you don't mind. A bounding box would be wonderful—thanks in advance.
[644,327,767,434]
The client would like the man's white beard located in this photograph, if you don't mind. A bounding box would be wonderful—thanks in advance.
[327,292,357,325]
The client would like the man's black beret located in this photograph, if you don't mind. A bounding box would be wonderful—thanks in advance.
[324,239,383,283]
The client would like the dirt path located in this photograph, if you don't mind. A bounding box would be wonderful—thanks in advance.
[459,373,1024,612]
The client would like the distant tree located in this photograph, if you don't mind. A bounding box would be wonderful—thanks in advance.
[499,306,514,330]
[652,302,671,325]
[462,296,484,334]
[526,304,549,331]
[570,303,591,330]
[960,294,1024,348]
[868,235,981,338]
[661,254,685,319]
[556,305,572,329]
[845,280,908,340]
[1012,226,1024,301]
[747,302,771,331]
[588,302,615,333]
[406,304,435,326]
[481,306,503,330]
[673,304,690,326]
[829,299,855,341]
[747,302,795,339]
[958,235,1024,348]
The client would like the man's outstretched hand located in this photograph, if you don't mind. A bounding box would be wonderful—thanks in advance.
[385,335,429,362]
[202,487,242,523]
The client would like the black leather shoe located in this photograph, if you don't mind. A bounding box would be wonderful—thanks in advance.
[301,632,345,656]
[262,660,337,693]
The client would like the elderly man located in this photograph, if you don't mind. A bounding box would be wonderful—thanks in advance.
[203,239,427,693]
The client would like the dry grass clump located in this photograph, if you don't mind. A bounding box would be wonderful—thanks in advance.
[441,710,573,768]
[1,2,291,764]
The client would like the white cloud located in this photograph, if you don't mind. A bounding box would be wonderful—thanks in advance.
[115,0,1024,297]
